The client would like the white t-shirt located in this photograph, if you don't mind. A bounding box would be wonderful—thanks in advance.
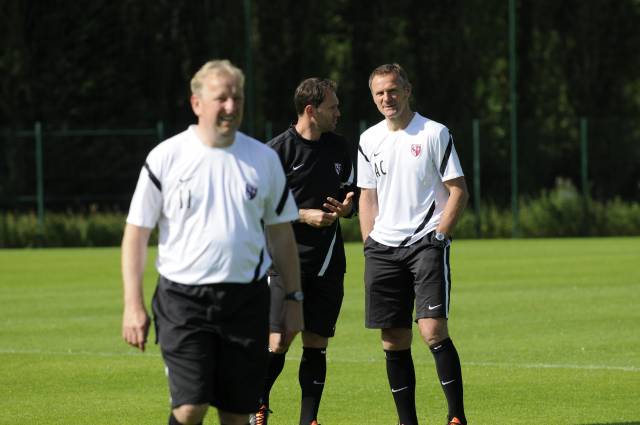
[126,126,298,284]
[357,113,464,247]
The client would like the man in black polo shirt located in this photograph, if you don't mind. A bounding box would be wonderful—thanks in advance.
[251,78,357,425]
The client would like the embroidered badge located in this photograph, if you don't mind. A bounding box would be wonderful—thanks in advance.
[334,163,342,175]
[245,183,258,200]
[411,144,422,157]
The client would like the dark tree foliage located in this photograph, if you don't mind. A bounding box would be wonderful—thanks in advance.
[1,0,638,210]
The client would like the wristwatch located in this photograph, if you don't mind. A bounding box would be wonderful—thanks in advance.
[433,231,449,247]
[284,291,304,302]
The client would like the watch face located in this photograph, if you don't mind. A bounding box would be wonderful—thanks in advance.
[435,233,445,241]
[286,291,304,301]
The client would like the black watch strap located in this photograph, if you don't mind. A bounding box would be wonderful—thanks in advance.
[284,291,304,301]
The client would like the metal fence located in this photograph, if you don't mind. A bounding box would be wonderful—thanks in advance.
[1,117,637,239]
[1,122,165,238]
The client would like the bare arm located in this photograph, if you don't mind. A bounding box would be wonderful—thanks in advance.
[299,190,355,228]
[265,222,304,337]
[437,177,469,235]
[298,208,338,228]
[121,223,152,352]
[358,188,379,241]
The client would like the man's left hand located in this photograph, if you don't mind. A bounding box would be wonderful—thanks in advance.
[323,191,354,218]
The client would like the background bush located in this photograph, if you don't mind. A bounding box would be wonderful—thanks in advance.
[1,180,638,248]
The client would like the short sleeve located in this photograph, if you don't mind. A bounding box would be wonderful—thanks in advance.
[432,127,464,182]
[126,153,163,229]
[263,151,298,225]
[357,137,376,189]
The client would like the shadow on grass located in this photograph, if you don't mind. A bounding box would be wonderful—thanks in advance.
[580,423,640,425]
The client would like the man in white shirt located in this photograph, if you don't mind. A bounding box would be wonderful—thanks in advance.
[358,63,469,425]
[121,59,303,425]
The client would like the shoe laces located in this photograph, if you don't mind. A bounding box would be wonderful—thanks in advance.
[253,405,272,425]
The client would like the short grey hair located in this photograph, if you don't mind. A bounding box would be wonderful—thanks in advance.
[190,59,245,96]
[368,63,411,91]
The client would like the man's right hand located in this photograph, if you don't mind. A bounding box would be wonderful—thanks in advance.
[122,304,150,352]
[283,298,304,340]
[299,208,338,228]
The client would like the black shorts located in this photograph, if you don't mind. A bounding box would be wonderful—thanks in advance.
[268,272,344,338]
[151,275,269,413]
[363,232,452,329]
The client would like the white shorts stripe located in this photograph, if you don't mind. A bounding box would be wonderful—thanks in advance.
[317,227,338,277]
[444,243,451,318]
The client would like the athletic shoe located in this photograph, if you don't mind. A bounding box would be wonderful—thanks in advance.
[249,404,271,425]
[448,417,463,425]
[310,421,320,425]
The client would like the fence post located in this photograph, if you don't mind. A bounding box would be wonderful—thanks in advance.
[509,0,519,238]
[580,117,590,235]
[35,121,45,244]
[156,121,165,142]
[243,0,255,136]
[580,117,589,200]
[265,120,272,141]
[472,119,481,238]
[359,120,367,135]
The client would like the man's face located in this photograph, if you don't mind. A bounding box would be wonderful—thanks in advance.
[191,73,244,137]
[313,89,340,133]
[370,73,411,120]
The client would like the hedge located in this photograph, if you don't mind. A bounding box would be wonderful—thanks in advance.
[1,180,638,248]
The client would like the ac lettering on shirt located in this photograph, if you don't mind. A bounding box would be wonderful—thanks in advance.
[374,160,387,178]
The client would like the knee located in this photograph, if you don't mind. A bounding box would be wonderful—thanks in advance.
[418,318,449,346]
[301,331,328,348]
[218,410,250,425]
[381,328,412,350]
[173,404,208,425]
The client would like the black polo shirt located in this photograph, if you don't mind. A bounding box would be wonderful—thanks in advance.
[267,126,357,276]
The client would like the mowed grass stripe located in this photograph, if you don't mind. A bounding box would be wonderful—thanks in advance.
[1,238,639,424]
[1,348,638,373]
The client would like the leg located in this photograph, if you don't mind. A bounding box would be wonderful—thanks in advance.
[214,279,270,419]
[259,331,294,407]
[412,235,466,424]
[297,273,344,424]
[382,328,418,425]
[364,238,417,424]
[170,404,208,425]
[417,317,449,346]
[298,331,329,424]
[254,274,297,421]
[218,409,251,425]
[153,277,216,425]
[418,318,466,425]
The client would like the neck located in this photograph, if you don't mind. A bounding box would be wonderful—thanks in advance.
[386,110,415,132]
[295,120,321,141]
[195,124,235,148]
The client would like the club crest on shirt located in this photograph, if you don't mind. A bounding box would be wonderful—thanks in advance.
[411,144,422,157]
[334,163,342,175]
[245,183,258,200]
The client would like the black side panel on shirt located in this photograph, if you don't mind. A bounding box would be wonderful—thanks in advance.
[274,181,290,216]
[144,162,162,191]
[439,134,453,176]
[399,201,436,247]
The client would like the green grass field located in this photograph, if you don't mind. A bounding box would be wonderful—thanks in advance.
[1,238,639,425]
